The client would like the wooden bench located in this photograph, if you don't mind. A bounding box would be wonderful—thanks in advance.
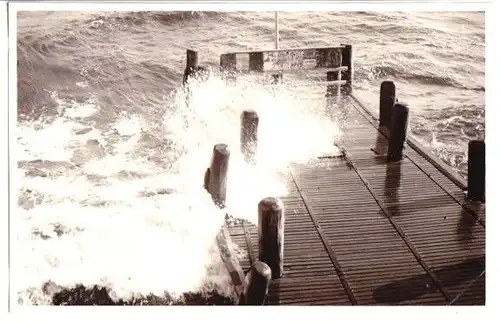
[182,45,354,95]
[219,45,353,94]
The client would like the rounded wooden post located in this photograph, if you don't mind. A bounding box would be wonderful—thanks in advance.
[183,49,199,85]
[379,81,396,128]
[467,140,485,202]
[240,110,259,164]
[258,197,284,279]
[240,261,272,305]
[206,143,230,207]
[341,44,353,94]
[325,71,339,97]
[387,103,409,162]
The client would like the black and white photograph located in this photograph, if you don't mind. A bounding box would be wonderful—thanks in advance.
[4,0,496,314]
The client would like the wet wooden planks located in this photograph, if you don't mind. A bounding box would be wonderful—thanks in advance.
[228,199,352,305]
[225,95,485,305]
[291,160,447,305]
[340,97,485,303]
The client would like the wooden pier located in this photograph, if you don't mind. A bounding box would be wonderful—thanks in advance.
[29,44,485,307]
[190,45,486,306]
[226,94,485,305]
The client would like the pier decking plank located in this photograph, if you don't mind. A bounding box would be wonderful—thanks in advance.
[226,94,485,305]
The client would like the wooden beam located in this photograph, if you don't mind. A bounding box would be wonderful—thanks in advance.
[221,46,345,72]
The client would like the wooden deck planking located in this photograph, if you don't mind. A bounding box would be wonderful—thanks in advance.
[343,96,486,227]
[341,97,485,303]
[231,204,353,305]
[246,207,353,305]
[292,160,447,305]
[404,148,486,226]
[225,94,485,305]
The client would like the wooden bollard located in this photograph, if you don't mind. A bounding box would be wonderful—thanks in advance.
[240,110,259,164]
[467,140,485,202]
[183,49,198,85]
[239,261,272,305]
[325,71,340,97]
[379,81,396,129]
[387,103,409,162]
[205,144,230,207]
[341,44,353,94]
[258,197,284,279]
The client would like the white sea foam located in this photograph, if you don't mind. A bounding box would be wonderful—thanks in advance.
[14,73,343,305]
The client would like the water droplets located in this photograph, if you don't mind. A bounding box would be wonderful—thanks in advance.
[15,72,344,305]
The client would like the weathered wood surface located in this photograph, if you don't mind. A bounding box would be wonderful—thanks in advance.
[258,197,285,280]
[220,46,344,72]
[226,95,485,305]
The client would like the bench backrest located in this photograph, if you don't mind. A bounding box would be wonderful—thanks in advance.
[219,45,353,94]
[220,46,348,73]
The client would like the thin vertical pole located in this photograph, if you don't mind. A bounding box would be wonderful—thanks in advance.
[275,12,279,50]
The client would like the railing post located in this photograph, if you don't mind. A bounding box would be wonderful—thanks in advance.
[258,197,285,279]
[204,143,230,208]
[467,140,485,202]
[240,110,259,164]
[239,261,272,305]
[220,53,237,85]
[387,103,409,162]
[326,71,340,97]
[379,81,396,129]
[183,49,199,85]
[341,44,353,94]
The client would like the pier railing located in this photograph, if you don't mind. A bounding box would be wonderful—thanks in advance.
[218,45,353,94]
[184,45,353,95]
[181,46,485,305]
[221,45,352,95]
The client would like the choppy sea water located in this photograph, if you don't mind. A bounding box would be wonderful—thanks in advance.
[15,11,484,305]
